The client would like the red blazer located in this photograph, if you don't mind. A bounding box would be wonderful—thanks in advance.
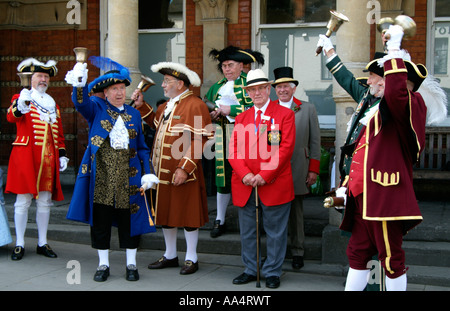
[228,101,295,207]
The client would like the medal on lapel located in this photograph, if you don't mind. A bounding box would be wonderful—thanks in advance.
[267,118,281,145]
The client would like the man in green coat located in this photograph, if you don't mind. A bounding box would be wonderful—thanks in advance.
[205,46,264,238]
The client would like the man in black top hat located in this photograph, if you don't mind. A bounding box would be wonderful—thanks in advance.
[272,66,321,270]
[204,46,264,238]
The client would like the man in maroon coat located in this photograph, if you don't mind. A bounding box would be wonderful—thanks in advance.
[339,25,428,291]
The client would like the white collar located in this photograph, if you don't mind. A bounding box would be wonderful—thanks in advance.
[278,97,293,109]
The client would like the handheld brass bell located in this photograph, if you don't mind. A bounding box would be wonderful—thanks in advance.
[17,72,33,89]
[129,75,155,107]
[316,10,349,56]
[73,47,90,82]
[383,15,416,40]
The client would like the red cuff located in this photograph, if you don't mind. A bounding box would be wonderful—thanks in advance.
[308,158,321,174]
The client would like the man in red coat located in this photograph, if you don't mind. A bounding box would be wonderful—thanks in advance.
[228,69,295,288]
[6,58,68,260]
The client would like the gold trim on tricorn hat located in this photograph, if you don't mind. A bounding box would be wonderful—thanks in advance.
[17,58,58,77]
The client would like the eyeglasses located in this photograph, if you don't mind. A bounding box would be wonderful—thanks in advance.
[162,78,178,86]
[246,85,269,94]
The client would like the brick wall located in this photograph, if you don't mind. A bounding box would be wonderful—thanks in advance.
[402,0,427,65]
[0,0,101,168]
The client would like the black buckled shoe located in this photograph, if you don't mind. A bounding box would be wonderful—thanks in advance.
[94,265,110,282]
[126,264,139,281]
[210,220,227,238]
[11,246,25,261]
[36,244,57,258]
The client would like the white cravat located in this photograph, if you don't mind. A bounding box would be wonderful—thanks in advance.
[164,89,189,117]
[31,88,57,124]
[110,106,129,150]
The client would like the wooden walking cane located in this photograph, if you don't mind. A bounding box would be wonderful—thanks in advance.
[255,186,261,288]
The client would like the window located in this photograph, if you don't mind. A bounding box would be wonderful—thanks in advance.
[138,0,185,107]
[428,0,450,123]
[255,0,337,128]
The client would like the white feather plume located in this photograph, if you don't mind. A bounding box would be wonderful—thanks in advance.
[151,62,201,87]
[417,74,448,125]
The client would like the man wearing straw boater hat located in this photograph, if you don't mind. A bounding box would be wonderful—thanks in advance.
[65,57,159,282]
[228,69,295,288]
[6,58,68,261]
[146,62,213,275]
[272,66,321,270]
[205,46,264,238]
[318,24,447,291]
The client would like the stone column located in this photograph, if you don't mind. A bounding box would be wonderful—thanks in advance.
[106,0,140,98]
[194,0,229,96]
[322,0,371,264]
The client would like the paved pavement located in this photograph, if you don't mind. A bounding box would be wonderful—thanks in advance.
[1,186,450,298]
[0,236,448,293]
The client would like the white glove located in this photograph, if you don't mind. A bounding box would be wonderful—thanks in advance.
[59,156,69,172]
[65,62,88,87]
[385,25,404,52]
[141,174,159,190]
[317,34,334,54]
[17,88,32,114]
[335,186,347,206]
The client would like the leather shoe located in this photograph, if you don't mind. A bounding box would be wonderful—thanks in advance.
[232,273,257,285]
[265,276,280,288]
[93,265,110,282]
[148,256,179,269]
[36,244,57,258]
[180,260,198,275]
[210,220,227,238]
[292,256,304,269]
[11,246,25,260]
[126,264,139,281]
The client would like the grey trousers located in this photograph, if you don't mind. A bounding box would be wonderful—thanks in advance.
[288,195,305,257]
[238,188,291,278]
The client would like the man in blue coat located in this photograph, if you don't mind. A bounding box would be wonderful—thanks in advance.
[65,57,159,282]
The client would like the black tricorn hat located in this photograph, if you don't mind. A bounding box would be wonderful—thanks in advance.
[272,66,299,87]
[209,45,264,72]
[404,60,428,92]
[17,58,58,77]
[363,52,387,77]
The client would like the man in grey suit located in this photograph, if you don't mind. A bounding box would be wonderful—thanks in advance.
[272,67,321,269]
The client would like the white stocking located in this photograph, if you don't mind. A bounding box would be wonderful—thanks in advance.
[386,274,407,291]
[184,228,199,263]
[98,249,109,267]
[14,194,32,247]
[162,227,178,259]
[36,191,53,247]
[126,248,137,266]
[216,192,230,224]
[345,268,370,291]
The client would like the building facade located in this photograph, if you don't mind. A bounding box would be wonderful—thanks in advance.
[0,0,449,190]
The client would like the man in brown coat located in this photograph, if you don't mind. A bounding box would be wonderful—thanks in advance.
[145,62,213,275]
